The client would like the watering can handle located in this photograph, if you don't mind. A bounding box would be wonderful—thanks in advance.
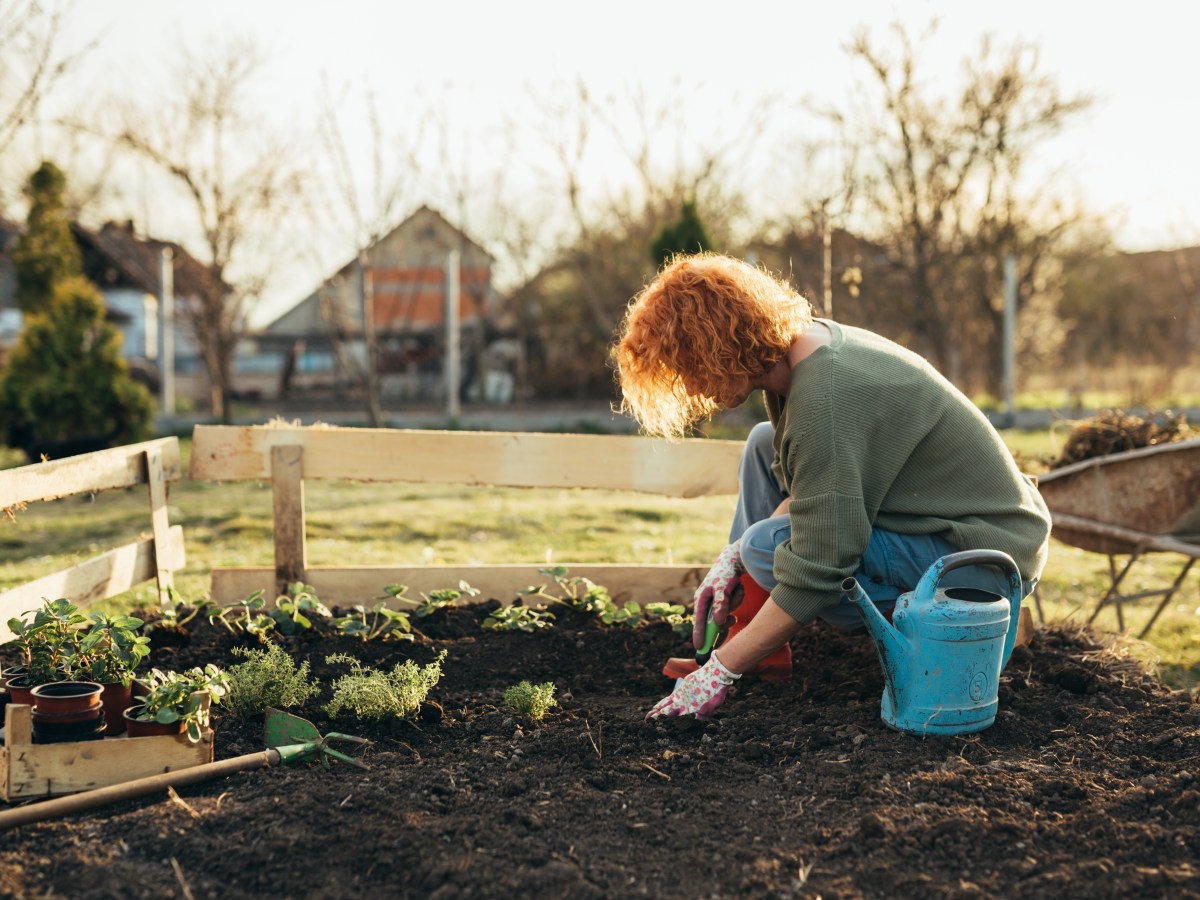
[917,549,1024,667]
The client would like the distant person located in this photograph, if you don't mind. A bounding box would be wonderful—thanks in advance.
[612,254,1051,720]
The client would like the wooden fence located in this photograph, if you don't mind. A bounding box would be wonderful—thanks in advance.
[0,439,185,642]
[188,425,745,607]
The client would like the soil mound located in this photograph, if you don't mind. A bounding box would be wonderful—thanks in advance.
[2,606,1197,899]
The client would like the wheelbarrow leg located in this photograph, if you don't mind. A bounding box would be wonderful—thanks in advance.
[1138,557,1196,640]
[1089,551,1142,630]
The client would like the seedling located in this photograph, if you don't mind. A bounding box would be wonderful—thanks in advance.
[600,601,643,627]
[207,590,277,642]
[645,602,693,639]
[324,650,447,720]
[482,605,555,632]
[411,581,480,617]
[150,588,217,633]
[520,566,638,626]
[268,581,332,635]
[225,642,320,719]
[330,602,414,641]
[503,681,558,720]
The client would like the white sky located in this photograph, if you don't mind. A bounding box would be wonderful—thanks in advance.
[46,0,1200,323]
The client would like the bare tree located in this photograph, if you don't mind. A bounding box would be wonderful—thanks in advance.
[844,22,1096,395]
[312,80,427,425]
[0,0,93,211]
[109,38,300,421]
[500,78,781,398]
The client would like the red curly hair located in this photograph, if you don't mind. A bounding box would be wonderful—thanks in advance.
[614,253,813,438]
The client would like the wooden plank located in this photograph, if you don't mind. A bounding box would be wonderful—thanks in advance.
[0,438,182,509]
[211,563,707,608]
[271,445,307,594]
[1015,605,1034,648]
[5,702,32,746]
[189,425,743,498]
[0,527,186,642]
[144,446,176,605]
[2,704,214,801]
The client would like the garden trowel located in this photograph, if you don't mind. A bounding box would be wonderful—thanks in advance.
[263,708,371,769]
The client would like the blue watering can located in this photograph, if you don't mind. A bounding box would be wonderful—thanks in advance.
[843,549,1023,736]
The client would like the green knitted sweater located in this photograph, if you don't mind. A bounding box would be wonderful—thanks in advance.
[763,320,1051,623]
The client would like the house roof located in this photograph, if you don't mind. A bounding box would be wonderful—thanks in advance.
[262,205,494,337]
[74,220,220,300]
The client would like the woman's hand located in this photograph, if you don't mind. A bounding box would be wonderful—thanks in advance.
[692,541,744,650]
[646,652,741,721]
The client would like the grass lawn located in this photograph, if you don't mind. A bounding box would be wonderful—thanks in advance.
[3,428,1197,693]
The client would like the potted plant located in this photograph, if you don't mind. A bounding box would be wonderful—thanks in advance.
[28,680,106,743]
[71,612,151,735]
[123,664,229,741]
[3,598,88,704]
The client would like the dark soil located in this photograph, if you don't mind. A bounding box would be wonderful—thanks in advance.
[2,603,1199,899]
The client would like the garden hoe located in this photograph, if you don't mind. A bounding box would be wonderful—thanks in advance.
[0,709,370,831]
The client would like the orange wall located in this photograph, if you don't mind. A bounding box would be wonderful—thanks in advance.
[371,266,490,328]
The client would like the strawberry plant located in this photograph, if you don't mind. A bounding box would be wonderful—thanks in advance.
[482,605,555,632]
[645,602,693,639]
[409,581,480,617]
[268,581,331,635]
[331,602,413,641]
[208,590,276,641]
[127,664,229,742]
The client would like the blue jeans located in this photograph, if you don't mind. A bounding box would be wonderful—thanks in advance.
[731,422,1034,630]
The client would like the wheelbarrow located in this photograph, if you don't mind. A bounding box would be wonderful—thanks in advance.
[1036,436,1200,637]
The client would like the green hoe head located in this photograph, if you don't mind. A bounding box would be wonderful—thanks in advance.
[264,708,323,747]
[262,707,372,770]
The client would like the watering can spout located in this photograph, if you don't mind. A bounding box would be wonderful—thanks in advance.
[842,577,907,662]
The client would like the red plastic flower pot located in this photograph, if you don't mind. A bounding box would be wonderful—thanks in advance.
[122,708,185,737]
[30,681,103,723]
[99,682,133,735]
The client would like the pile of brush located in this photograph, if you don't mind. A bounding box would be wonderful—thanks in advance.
[1049,409,1192,469]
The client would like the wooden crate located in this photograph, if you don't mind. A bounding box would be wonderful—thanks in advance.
[0,702,214,802]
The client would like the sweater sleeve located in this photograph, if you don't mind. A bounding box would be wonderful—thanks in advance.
[772,489,873,622]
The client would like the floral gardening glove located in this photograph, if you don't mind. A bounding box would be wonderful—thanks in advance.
[692,541,744,650]
[646,652,741,721]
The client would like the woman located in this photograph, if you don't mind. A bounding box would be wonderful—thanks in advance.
[613,254,1051,720]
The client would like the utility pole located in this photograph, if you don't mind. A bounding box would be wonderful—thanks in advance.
[359,249,382,427]
[159,247,175,416]
[445,249,461,420]
[821,200,833,319]
[1003,254,1018,427]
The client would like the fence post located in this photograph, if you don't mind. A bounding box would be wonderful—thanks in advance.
[271,445,307,597]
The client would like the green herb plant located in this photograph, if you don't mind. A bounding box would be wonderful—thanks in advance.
[4,598,88,686]
[324,650,447,720]
[482,605,556,632]
[503,680,558,721]
[72,611,151,686]
[225,642,320,719]
[128,664,229,742]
